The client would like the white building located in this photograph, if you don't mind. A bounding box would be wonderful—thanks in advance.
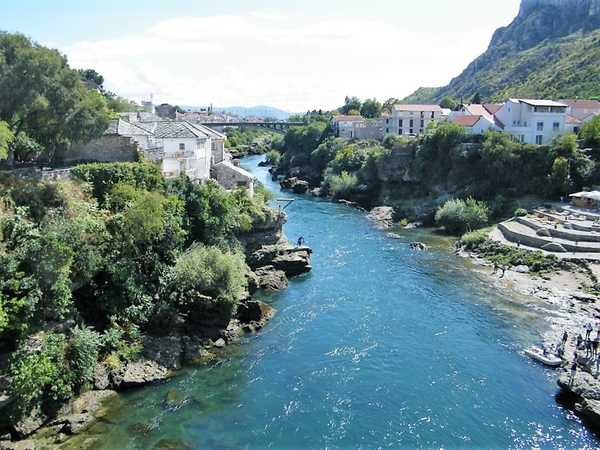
[493,99,568,145]
[382,104,444,137]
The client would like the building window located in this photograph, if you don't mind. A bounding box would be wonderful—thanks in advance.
[409,119,414,127]
[431,112,435,119]
[553,122,560,131]
[535,135,543,145]
[536,122,543,131]
[385,128,389,133]
[179,143,185,150]
[409,128,414,134]
[420,120,424,128]
[399,119,403,127]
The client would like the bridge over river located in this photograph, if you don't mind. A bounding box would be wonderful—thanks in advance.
[200,121,305,135]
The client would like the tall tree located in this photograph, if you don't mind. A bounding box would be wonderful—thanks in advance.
[340,96,362,115]
[0,32,111,164]
[360,98,382,118]
[381,97,400,115]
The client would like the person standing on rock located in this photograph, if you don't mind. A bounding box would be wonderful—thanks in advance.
[569,359,578,385]
[561,330,568,348]
[586,322,593,340]
[297,236,304,247]
[596,353,600,377]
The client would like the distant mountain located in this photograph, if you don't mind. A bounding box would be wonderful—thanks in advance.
[403,0,600,104]
[181,105,292,120]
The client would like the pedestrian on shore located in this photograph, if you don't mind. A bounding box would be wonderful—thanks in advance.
[586,322,593,340]
[593,338,599,357]
[577,333,583,350]
[596,322,600,339]
[586,338,593,357]
[493,262,498,274]
[596,354,600,377]
[561,330,568,347]
[569,360,578,385]
[499,265,506,278]
[297,236,304,246]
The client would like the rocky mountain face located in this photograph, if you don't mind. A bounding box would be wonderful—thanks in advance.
[490,0,600,53]
[404,0,600,103]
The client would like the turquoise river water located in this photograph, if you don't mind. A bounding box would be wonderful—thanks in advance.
[86,155,600,449]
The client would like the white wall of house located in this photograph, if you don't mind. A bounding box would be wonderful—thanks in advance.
[495,99,567,145]
[382,105,443,137]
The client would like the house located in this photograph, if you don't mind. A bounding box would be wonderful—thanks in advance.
[211,160,255,195]
[330,115,366,139]
[382,104,444,137]
[452,114,498,136]
[559,99,600,123]
[135,121,212,180]
[493,99,568,145]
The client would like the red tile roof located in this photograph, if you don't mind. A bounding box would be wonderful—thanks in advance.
[454,115,481,127]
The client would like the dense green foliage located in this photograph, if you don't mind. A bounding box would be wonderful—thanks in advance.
[0,32,112,164]
[0,162,275,425]
[274,117,599,229]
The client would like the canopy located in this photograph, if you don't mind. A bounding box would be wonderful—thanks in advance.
[569,190,600,201]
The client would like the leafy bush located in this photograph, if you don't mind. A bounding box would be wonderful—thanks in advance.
[68,326,102,393]
[514,208,528,217]
[167,243,249,317]
[324,170,358,198]
[435,197,489,235]
[460,230,489,249]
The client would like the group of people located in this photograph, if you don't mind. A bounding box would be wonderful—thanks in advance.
[567,323,600,384]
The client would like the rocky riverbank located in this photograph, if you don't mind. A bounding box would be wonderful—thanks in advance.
[457,239,600,431]
[0,213,312,449]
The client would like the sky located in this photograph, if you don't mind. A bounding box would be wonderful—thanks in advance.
[0,0,522,113]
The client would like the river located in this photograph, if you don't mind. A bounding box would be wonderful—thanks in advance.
[86,155,599,449]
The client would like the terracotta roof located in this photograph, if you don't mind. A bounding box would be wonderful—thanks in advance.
[559,99,600,110]
[461,103,494,121]
[483,103,502,115]
[567,114,584,124]
[393,104,442,112]
[453,115,481,127]
[332,115,365,122]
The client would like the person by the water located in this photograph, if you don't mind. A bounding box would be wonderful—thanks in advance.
[297,236,304,246]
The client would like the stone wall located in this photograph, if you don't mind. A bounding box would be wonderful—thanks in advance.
[58,136,139,165]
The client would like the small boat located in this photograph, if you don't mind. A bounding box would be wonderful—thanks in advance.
[523,346,563,366]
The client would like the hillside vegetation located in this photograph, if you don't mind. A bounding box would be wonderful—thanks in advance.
[405,29,600,104]
[404,0,600,104]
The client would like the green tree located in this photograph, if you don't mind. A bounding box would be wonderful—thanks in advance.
[360,99,382,118]
[435,197,489,235]
[78,68,104,91]
[439,96,460,110]
[340,96,362,115]
[381,98,400,115]
[0,32,111,164]
[0,120,14,160]
[580,115,600,149]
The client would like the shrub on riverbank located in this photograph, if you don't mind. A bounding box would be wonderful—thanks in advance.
[0,162,276,428]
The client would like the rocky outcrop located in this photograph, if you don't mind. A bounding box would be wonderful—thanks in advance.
[557,368,600,428]
[280,176,309,193]
[248,244,312,277]
[236,300,276,332]
[366,206,395,229]
[253,265,289,291]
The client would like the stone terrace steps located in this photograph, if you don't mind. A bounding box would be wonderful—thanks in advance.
[491,204,600,261]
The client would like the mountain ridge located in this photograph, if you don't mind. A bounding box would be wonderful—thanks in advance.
[403,0,600,104]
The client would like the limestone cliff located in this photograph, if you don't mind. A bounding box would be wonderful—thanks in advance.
[404,0,600,103]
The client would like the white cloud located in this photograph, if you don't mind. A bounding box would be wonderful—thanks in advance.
[61,8,512,112]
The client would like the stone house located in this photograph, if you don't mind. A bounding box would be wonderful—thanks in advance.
[382,104,444,137]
